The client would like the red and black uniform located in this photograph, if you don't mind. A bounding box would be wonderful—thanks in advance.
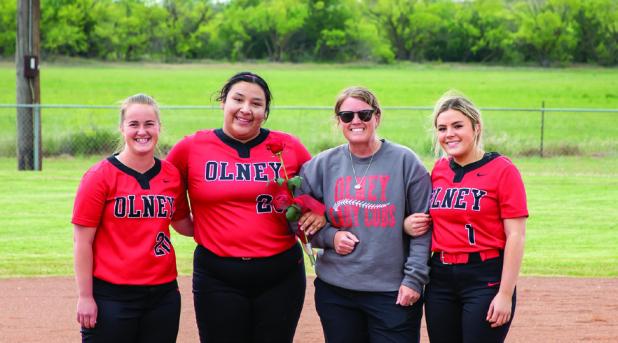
[72,156,188,342]
[167,128,311,342]
[425,152,528,343]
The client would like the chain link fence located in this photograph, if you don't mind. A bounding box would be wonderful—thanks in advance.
[1,104,617,169]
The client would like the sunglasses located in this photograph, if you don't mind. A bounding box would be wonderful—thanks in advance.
[337,109,376,123]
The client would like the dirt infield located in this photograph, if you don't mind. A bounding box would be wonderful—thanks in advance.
[0,276,616,342]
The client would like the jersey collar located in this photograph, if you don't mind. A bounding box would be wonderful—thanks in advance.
[107,155,161,190]
[214,128,270,158]
[449,152,500,183]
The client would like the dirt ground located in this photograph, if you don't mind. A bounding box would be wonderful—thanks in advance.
[0,276,616,342]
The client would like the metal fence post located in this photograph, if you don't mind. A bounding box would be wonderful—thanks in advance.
[540,101,545,158]
[33,104,41,170]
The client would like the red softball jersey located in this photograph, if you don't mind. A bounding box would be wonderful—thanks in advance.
[72,157,189,285]
[167,128,311,258]
[429,153,528,253]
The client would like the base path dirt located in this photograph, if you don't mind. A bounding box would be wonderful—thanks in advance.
[0,276,616,342]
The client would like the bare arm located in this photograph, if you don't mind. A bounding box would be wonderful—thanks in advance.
[74,224,97,329]
[403,213,432,237]
[171,216,194,237]
[487,217,526,327]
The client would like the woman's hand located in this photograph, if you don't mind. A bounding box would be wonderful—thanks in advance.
[299,212,326,236]
[403,213,431,237]
[396,284,421,307]
[333,231,359,255]
[76,295,98,329]
[486,292,512,327]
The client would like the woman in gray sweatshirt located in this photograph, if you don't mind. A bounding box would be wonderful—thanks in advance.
[299,87,432,343]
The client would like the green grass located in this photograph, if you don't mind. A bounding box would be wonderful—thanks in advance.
[1,62,617,156]
[2,61,618,108]
[1,156,616,278]
[0,62,617,278]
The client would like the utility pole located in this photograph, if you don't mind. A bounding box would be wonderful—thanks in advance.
[16,0,41,170]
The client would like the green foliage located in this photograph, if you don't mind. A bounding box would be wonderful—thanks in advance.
[56,127,118,156]
[0,0,15,56]
[513,0,579,66]
[2,0,616,65]
[41,0,92,56]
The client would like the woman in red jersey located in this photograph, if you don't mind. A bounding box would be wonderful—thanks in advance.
[72,94,193,342]
[167,72,324,343]
[406,92,528,343]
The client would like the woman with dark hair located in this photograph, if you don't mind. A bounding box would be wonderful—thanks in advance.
[167,72,323,342]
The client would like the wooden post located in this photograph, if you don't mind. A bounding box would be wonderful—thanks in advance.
[16,0,41,170]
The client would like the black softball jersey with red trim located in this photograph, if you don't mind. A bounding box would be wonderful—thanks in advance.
[166,128,311,258]
[72,157,189,285]
[429,153,528,253]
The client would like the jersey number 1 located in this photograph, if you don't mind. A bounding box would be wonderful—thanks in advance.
[465,224,476,245]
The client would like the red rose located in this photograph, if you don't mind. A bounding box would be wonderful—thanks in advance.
[266,140,285,155]
[273,193,293,212]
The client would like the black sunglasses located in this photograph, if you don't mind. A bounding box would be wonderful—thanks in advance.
[337,109,376,123]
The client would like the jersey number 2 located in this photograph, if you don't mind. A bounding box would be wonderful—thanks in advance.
[154,232,172,256]
[465,224,476,245]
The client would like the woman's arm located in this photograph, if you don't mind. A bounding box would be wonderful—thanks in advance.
[73,224,98,329]
[171,216,194,237]
[403,213,432,237]
[486,217,526,327]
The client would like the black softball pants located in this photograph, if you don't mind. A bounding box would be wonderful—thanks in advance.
[425,253,516,343]
[193,244,306,343]
[81,278,180,343]
[314,277,423,343]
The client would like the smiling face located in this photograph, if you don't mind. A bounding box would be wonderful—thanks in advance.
[436,109,480,165]
[221,81,267,142]
[120,103,160,157]
[338,96,380,147]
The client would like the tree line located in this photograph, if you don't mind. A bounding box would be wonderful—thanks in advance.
[0,0,616,66]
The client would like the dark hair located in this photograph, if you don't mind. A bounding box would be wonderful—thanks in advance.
[216,71,272,118]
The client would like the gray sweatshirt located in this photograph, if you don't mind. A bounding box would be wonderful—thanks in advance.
[299,140,432,293]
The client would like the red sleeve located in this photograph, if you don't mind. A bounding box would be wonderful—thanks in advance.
[71,164,108,228]
[172,182,191,220]
[498,163,528,219]
[166,136,192,220]
[166,135,191,181]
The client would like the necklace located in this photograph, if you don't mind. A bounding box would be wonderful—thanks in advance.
[348,145,376,190]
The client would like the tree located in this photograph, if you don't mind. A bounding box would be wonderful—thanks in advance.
[0,0,16,56]
[514,0,579,66]
[575,0,618,65]
[41,0,96,56]
[365,0,415,60]
[160,0,214,60]
[248,0,310,61]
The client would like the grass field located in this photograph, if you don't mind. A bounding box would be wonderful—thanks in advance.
[0,62,617,279]
[1,62,618,157]
[1,156,616,278]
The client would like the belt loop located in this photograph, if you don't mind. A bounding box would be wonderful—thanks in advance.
[440,251,451,265]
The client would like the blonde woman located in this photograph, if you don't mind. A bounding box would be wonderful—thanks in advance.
[406,92,528,342]
[72,94,192,342]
